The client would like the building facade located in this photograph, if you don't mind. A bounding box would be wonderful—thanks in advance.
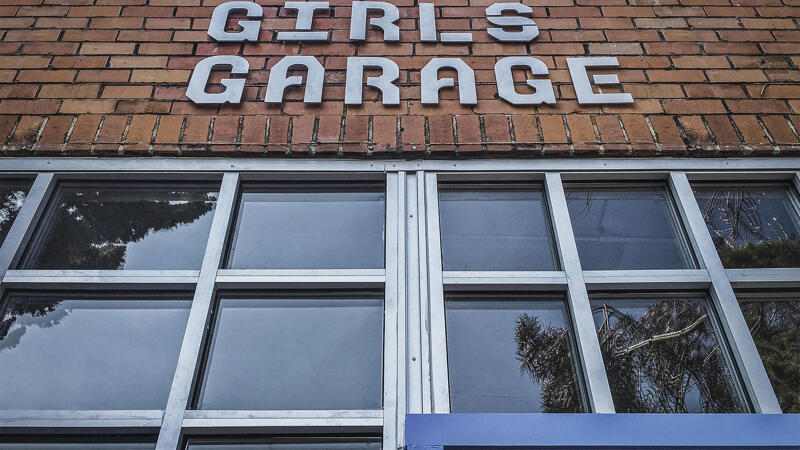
[0,0,799,448]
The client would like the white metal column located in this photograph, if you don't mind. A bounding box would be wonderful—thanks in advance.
[669,171,781,413]
[544,172,615,413]
[157,173,241,449]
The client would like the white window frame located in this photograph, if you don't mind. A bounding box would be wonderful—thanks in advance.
[0,157,797,450]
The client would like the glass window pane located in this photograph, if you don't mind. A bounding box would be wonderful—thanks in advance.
[197,295,383,410]
[0,293,191,410]
[185,438,381,450]
[226,184,385,269]
[438,186,558,271]
[591,296,747,413]
[566,186,694,270]
[0,179,32,247]
[20,182,218,270]
[445,296,584,413]
[693,184,800,268]
[0,436,155,449]
[738,295,800,413]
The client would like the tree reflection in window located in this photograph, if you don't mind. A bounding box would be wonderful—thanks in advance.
[740,297,800,413]
[21,183,217,270]
[0,180,32,246]
[514,313,584,412]
[590,298,746,413]
[694,185,800,268]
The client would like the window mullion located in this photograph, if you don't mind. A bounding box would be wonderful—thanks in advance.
[543,172,614,413]
[423,171,450,414]
[0,172,55,280]
[406,171,431,415]
[668,171,781,414]
[156,172,240,450]
[383,171,404,450]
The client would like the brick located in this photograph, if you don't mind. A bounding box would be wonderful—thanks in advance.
[511,115,540,144]
[183,115,211,144]
[705,115,740,146]
[38,115,73,150]
[428,115,454,144]
[482,115,510,143]
[371,116,396,150]
[455,115,481,151]
[155,115,183,144]
[663,100,726,115]
[732,115,770,147]
[343,115,368,151]
[39,84,100,98]
[0,100,60,115]
[760,115,798,143]
[728,100,790,114]
[290,116,314,150]
[401,115,425,149]
[540,115,567,143]
[240,115,267,151]
[267,115,290,147]
[588,43,643,55]
[648,116,684,150]
[124,114,156,150]
[678,116,713,148]
[9,116,44,146]
[80,43,136,55]
[60,100,117,114]
[0,56,50,69]
[0,116,17,144]
[68,115,102,144]
[102,85,153,99]
[211,115,239,144]
[94,115,127,151]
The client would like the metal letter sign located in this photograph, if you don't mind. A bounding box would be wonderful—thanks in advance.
[265,56,325,103]
[188,3,634,106]
[485,3,538,42]
[567,57,634,105]
[494,57,555,105]
[350,1,400,41]
[186,55,249,104]
[208,1,262,42]
[421,58,477,105]
[277,2,330,41]
[419,3,472,43]
[345,57,400,105]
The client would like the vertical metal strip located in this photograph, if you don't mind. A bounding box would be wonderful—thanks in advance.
[423,172,450,414]
[544,172,615,413]
[383,171,402,450]
[416,171,432,414]
[0,173,55,278]
[669,171,781,413]
[156,172,240,449]
[406,173,423,415]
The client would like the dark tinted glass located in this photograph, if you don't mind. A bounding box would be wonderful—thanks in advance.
[21,182,217,270]
[198,295,383,410]
[445,297,583,413]
[226,184,385,269]
[566,186,694,270]
[185,438,381,449]
[739,296,800,413]
[0,180,32,246]
[591,297,746,413]
[694,184,800,268]
[0,293,191,409]
[438,187,557,271]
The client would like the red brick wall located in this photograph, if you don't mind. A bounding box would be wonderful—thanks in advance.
[0,0,798,156]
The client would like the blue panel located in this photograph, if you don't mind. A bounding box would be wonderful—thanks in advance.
[405,413,800,449]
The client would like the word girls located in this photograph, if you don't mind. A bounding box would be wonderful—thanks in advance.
[186,1,634,106]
